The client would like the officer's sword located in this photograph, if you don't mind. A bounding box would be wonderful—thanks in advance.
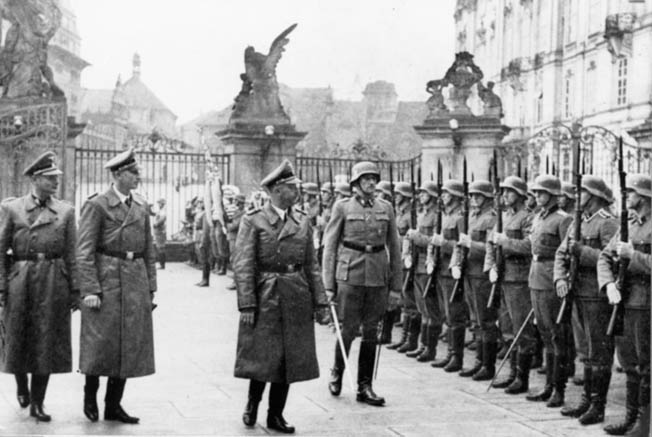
[374,318,383,380]
[486,308,534,392]
[329,302,356,392]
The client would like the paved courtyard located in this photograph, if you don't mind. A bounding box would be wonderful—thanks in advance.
[0,263,628,436]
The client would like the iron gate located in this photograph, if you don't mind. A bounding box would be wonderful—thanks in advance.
[296,155,423,185]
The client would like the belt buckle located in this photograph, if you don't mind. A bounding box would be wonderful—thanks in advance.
[36,253,45,261]
[126,251,134,261]
[365,244,373,253]
[287,264,296,273]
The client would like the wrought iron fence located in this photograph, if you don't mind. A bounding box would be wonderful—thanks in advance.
[74,148,229,238]
[296,155,423,185]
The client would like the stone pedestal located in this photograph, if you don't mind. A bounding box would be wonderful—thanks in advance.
[414,115,510,181]
[217,124,306,194]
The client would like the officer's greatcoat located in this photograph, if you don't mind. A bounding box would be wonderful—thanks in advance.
[234,203,327,384]
[77,188,156,378]
[0,195,79,374]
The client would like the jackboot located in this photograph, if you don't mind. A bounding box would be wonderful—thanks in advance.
[217,258,227,275]
[83,375,100,422]
[15,373,29,408]
[546,355,567,408]
[267,383,294,433]
[29,374,51,422]
[493,351,517,388]
[406,323,427,357]
[604,377,639,435]
[561,366,591,417]
[624,377,650,437]
[329,340,351,396]
[526,353,553,401]
[387,311,408,350]
[397,314,421,353]
[416,325,439,362]
[505,353,532,395]
[104,377,139,424]
[472,341,498,381]
[243,380,265,427]
[443,328,465,373]
[196,263,210,287]
[431,328,453,368]
[356,340,385,406]
[579,368,611,425]
[379,310,395,344]
[459,338,483,377]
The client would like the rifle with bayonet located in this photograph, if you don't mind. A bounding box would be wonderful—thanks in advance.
[606,137,629,336]
[487,151,502,309]
[556,132,582,325]
[316,168,325,262]
[423,160,443,299]
[450,158,469,303]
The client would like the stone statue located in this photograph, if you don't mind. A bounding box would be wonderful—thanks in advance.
[478,81,503,118]
[443,51,484,114]
[425,79,448,118]
[0,0,64,99]
[229,23,297,126]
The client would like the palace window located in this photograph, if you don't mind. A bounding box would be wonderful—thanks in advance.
[617,58,628,106]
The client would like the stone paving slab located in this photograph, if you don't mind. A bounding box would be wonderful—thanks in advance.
[0,263,630,436]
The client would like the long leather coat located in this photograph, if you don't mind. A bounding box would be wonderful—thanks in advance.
[234,203,327,384]
[0,194,79,374]
[77,187,156,378]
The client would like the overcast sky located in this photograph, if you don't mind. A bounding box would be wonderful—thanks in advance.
[73,0,456,124]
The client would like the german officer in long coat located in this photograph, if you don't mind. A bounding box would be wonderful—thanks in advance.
[322,161,402,406]
[77,148,156,425]
[0,152,78,422]
[234,160,330,434]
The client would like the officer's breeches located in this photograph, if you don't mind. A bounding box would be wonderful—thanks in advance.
[337,284,387,343]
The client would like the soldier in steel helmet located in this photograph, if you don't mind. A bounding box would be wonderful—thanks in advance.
[301,182,320,227]
[525,174,572,408]
[429,179,467,372]
[375,180,393,204]
[485,176,536,394]
[558,182,576,214]
[598,174,651,436]
[387,181,419,353]
[403,181,443,363]
[553,175,618,425]
[451,180,498,380]
[322,161,402,406]
[333,182,351,201]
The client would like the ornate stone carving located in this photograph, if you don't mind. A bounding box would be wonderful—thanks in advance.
[0,0,64,99]
[442,51,484,114]
[478,81,503,118]
[425,79,448,119]
[228,24,297,127]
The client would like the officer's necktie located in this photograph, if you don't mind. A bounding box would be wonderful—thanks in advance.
[125,196,132,208]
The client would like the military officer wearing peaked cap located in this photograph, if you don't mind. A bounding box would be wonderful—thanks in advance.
[76,148,157,425]
[322,161,402,406]
[234,159,330,434]
[0,151,79,422]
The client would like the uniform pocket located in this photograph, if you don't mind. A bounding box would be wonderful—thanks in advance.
[335,254,350,281]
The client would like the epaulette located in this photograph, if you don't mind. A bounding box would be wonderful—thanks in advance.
[556,209,569,217]
[598,209,613,219]
[246,205,262,215]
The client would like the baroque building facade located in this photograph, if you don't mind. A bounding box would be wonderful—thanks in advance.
[454,0,651,179]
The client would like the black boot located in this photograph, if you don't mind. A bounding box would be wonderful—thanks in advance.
[579,368,611,425]
[526,353,553,401]
[397,314,420,353]
[387,311,408,350]
[406,323,427,358]
[84,375,100,422]
[493,351,517,388]
[356,340,385,406]
[432,329,453,368]
[15,373,29,408]
[104,378,139,424]
[444,328,465,373]
[417,325,439,362]
[561,366,591,417]
[379,311,395,344]
[243,380,265,427]
[196,263,210,287]
[29,374,51,422]
[473,341,498,381]
[604,377,639,435]
[546,355,567,408]
[624,376,650,437]
[329,340,351,396]
[505,353,532,395]
[459,337,483,378]
[267,383,294,433]
[217,258,227,275]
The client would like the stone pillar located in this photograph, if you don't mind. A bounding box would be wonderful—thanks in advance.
[414,116,510,181]
[217,125,306,195]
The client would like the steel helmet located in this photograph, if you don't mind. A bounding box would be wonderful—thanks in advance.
[334,182,351,197]
[626,174,652,198]
[301,182,319,196]
[500,176,527,197]
[468,180,493,198]
[393,181,413,198]
[350,161,380,186]
[560,182,575,199]
[531,175,561,196]
[581,176,613,203]
[376,180,393,196]
[418,181,439,197]
[441,179,464,198]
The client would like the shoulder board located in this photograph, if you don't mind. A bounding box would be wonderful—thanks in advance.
[555,210,569,217]
[598,209,613,219]
[87,192,99,200]
[246,205,262,215]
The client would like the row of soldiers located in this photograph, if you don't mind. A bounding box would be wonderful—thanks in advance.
[300,164,650,436]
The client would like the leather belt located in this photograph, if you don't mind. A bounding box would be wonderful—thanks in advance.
[98,248,144,261]
[13,253,62,261]
[261,264,303,273]
[343,241,385,253]
[532,254,554,262]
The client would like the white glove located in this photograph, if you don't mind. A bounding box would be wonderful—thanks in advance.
[404,255,413,270]
[606,282,621,304]
[431,234,444,247]
[426,262,434,275]
[451,266,461,279]
[616,241,634,259]
[489,268,498,284]
[493,232,507,245]
[458,233,472,249]
[406,229,418,240]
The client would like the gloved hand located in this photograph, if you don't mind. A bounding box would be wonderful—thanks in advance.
[404,255,413,270]
[492,232,507,245]
[430,234,444,247]
[325,289,336,304]
[406,229,418,241]
[489,268,498,284]
[426,262,434,275]
[240,309,255,326]
[606,282,621,304]
[451,266,461,279]
[458,233,471,249]
[555,279,569,298]
[315,307,331,325]
[83,295,101,310]
[616,241,634,259]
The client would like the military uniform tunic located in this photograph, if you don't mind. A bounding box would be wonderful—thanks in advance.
[0,195,79,374]
[395,201,416,313]
[437,203,466,332]
[411,203,442,328]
